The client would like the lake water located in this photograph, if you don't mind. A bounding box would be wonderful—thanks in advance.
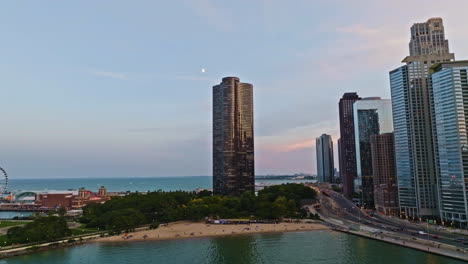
[8,176,311,192]
[0,212,33,219]
[0,231,463,264]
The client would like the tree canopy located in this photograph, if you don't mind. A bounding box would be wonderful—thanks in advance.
[81,184,317,231]
[7,216,71,244]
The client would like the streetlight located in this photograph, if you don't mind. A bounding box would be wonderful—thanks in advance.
[426,219,429,240]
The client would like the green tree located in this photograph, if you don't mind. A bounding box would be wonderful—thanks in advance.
[57,206,67,217]
[7,216,71,244]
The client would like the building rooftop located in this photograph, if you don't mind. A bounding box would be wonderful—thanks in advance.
[430,60,468,73]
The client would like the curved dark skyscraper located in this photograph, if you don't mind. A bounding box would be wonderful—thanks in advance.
[213,77,254,195]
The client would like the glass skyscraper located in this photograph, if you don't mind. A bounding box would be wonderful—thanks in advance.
[316,134,334,183]
[213,77,254,195]
[431,61,468,228]
[353,98,393,208]
[389,18,455,218]
[390,66,417,214]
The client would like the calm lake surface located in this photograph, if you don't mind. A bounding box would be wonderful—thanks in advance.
[8,176,311,192]
[1,231,464,264]
[0,212,33,219]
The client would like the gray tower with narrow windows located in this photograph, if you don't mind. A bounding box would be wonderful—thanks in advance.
[316,134,334,183]
[213,77,254,195]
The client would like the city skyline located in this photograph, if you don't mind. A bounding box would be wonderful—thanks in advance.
[1,2,468,178]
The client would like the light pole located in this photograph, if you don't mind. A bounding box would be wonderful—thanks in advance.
[426,219,429,240]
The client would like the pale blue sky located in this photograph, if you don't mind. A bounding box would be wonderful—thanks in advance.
[1,0,467,178]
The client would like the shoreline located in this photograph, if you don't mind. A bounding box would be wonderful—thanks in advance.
[333,227,468,261]
[95,221,329,243]
[1,221,465,261]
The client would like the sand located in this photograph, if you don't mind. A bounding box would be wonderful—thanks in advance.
[95,221,329,243]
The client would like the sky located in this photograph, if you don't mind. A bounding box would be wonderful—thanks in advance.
[1,0,467,178]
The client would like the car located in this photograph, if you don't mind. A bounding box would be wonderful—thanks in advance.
[432,235,439,239]
[418,231,427,235]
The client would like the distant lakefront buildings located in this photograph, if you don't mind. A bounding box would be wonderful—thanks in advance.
[212,77,255,195]
[325,17,468,228]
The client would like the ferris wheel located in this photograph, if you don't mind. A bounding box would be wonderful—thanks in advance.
[0,167,8,194]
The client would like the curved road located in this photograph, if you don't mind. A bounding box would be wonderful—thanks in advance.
[316,188,467,248]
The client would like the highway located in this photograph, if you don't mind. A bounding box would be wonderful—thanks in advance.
[315,187,468,248]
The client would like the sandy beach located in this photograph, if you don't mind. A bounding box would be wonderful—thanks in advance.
[95,221,329,243]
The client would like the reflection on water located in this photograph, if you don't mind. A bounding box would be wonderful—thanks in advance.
[0,231,463,264]
[208,234,260,264]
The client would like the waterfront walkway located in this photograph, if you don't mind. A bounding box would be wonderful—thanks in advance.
[321,215,468,261]
[345,228,467,261]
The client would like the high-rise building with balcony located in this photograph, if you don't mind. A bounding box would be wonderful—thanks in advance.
[316,134,335,183]
[371,133,399,215]
[339,93,361,199]
[431,61,468,228]
[389,18,455,218]
[353,98,393,208]
[213,77,254,195]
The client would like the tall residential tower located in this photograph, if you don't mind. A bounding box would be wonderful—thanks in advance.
[213,77,254,195]
[316,134,335,183]
[339,93,361,199]
[389,18,455,218]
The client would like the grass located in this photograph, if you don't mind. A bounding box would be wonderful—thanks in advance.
[0,223,99,248]
[0,221,26,229]
[70,225,99,236]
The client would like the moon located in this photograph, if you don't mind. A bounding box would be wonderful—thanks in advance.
[201,68,206,73]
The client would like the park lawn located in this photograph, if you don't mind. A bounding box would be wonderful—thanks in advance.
[0,221,26,229]
[71,226,99,236]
